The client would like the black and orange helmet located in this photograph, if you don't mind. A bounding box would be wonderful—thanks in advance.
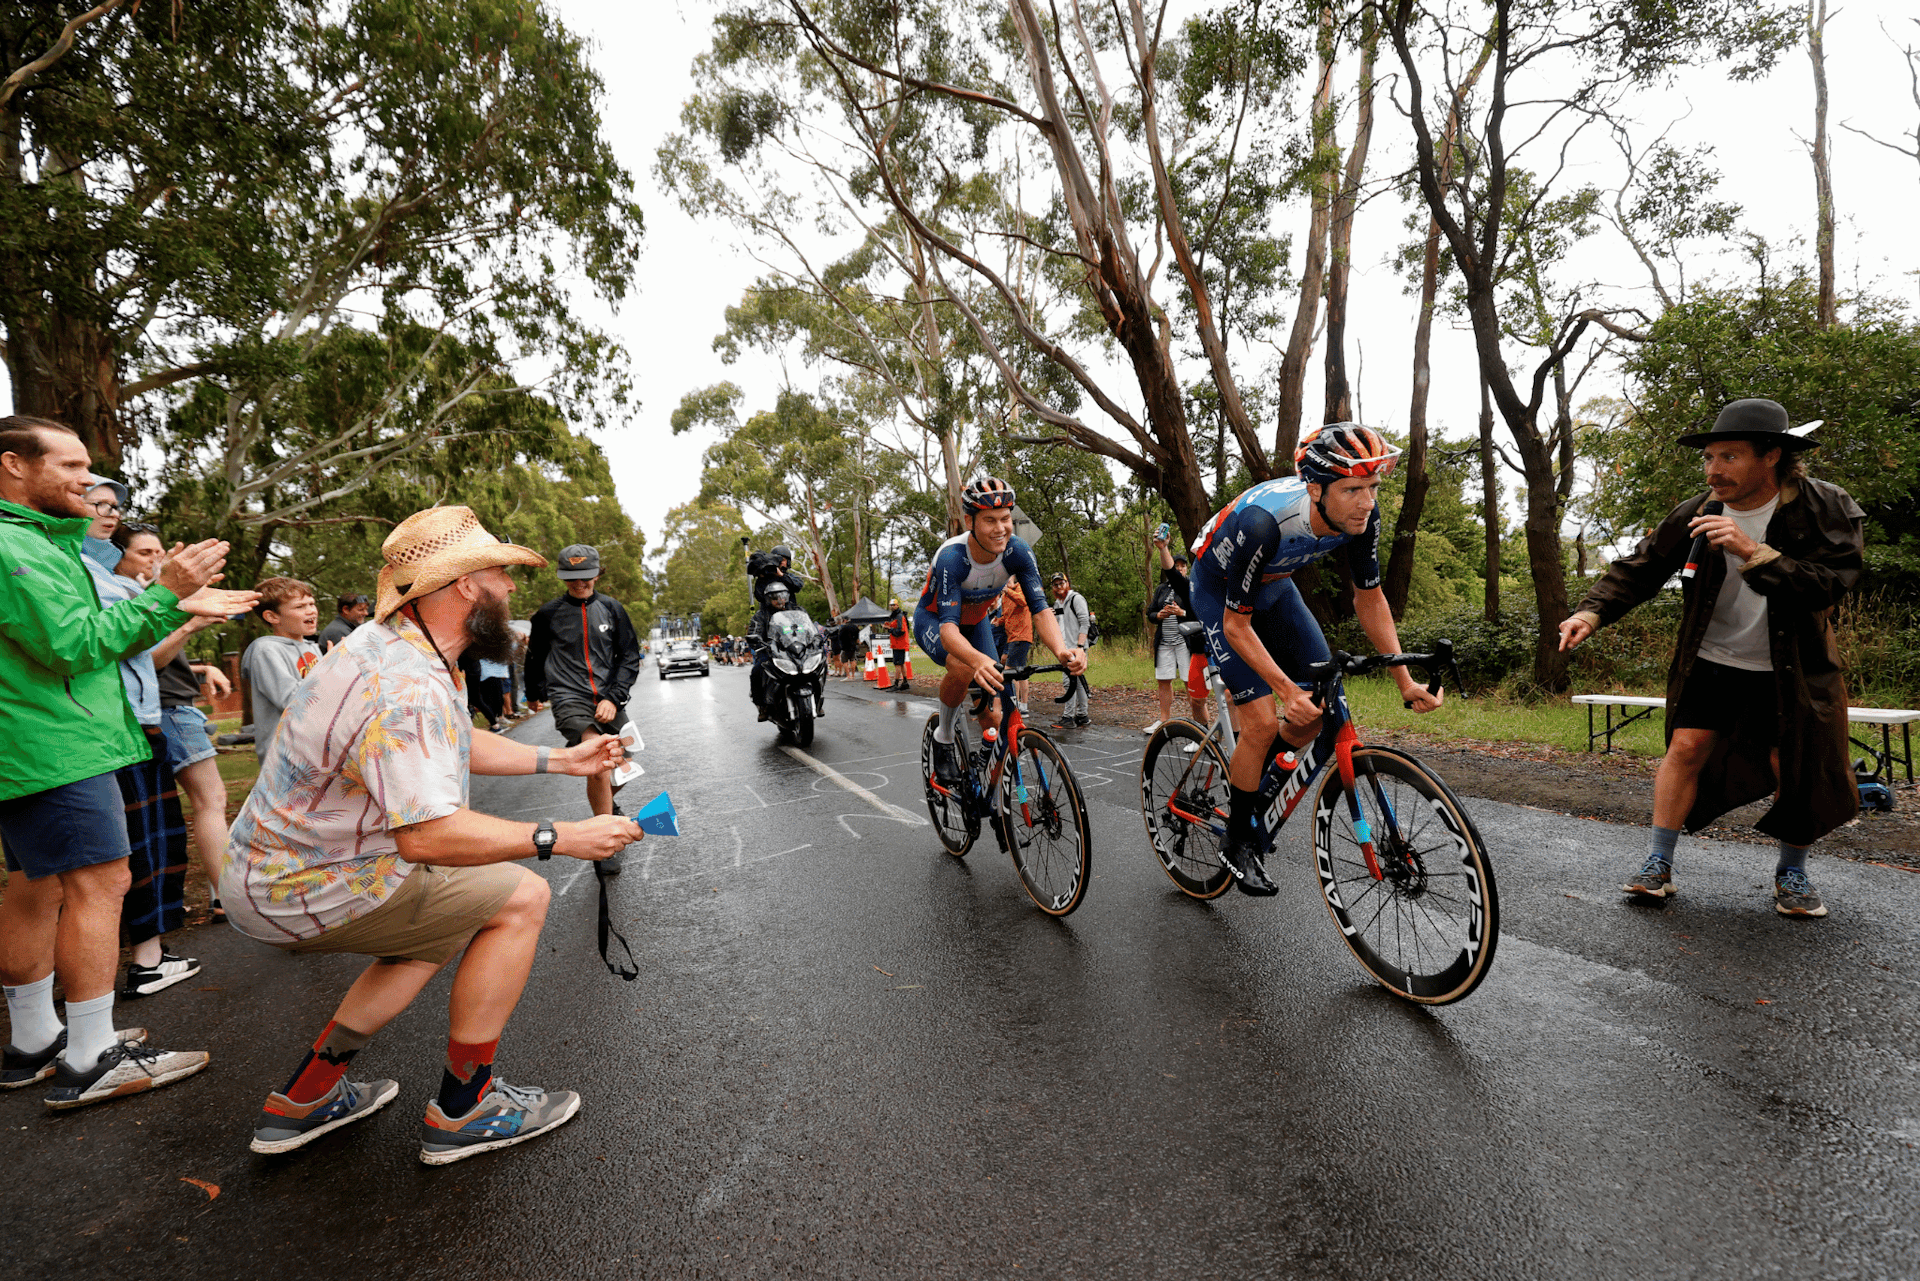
[961,474,1016,515]
[1295,423,1400,485]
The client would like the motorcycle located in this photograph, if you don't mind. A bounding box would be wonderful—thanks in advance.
[762,608,828,747]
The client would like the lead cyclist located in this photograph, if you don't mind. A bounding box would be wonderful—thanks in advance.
[1188,424,1445,896]
[916,476,1087,786]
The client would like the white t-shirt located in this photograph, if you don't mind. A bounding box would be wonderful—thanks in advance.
[1696,493,1779,672]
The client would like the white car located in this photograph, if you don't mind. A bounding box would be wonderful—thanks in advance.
[658,640,710,680]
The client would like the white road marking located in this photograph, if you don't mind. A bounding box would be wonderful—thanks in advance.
[780,744,926,826]
[557,860,593,898]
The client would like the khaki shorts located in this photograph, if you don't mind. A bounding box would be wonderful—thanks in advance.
[280,863,526,966]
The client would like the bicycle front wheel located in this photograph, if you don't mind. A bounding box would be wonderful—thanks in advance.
[1138,719,1234,899]
[1312,746,1498,1005]
[998,729,1091,916]
[921,715,974,856]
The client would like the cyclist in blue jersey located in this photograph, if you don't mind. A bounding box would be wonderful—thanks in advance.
[915,475,1086,785]
[1189,424,1444,895]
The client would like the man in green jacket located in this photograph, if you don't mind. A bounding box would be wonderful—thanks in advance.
[0,416,257,1110]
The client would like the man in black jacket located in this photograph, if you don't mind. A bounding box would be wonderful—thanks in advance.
[525,544,641,873]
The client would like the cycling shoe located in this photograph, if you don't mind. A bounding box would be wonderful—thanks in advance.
[1220,838,1278,896]
[930,738,963,786]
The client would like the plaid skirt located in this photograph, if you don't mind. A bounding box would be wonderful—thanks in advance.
[117,726,188,945]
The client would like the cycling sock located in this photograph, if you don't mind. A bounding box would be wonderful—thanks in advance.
[279,1020,373,1104]
[1228,785,1263,846]
[1647,825,1680,871]
[61,991,117,1071]
[934,700,960,745]
[1775,841,1809,875]
[438,1036,500,1116]
[3,973,60,1055]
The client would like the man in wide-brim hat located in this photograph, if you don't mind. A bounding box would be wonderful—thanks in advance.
[1560,399,1865,919]
[222,506,643,1165]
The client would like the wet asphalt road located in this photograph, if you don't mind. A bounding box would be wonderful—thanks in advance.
[5,663,1918,1280]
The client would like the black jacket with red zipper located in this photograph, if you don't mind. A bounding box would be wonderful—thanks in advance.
[524,591,641,710]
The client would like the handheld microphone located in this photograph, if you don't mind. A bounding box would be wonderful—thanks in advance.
[1680,499,1724,580]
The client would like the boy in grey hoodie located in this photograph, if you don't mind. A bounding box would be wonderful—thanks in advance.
[241,577,322,761]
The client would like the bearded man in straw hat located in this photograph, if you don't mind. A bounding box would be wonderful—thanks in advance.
[222,507,641,1164]
[1560,399,1865,919]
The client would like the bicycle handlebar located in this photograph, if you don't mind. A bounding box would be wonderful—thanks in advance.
[966,663,1086,715]
[1299,638,1464,707]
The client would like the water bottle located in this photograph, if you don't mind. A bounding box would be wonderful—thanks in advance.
[1155,522,1171,543]
[982,727,998,746]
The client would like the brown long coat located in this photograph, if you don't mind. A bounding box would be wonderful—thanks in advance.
[1572,477,1866,846]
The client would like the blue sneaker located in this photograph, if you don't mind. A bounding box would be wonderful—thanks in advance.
[251,1077,401,1154]
[1622,857,1675,898]
[1774,867,1828,918]
[419,1078,580,1166]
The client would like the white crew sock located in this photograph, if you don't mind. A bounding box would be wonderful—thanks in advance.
[61,991,117,1070]
[933,700,960,745]
[3,973,62,1054]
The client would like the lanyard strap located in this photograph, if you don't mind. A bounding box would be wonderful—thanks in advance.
[596,860,638,981]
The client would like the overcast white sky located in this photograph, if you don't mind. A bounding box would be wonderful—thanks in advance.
[10,3,1915,561]
[567,0,1918,559]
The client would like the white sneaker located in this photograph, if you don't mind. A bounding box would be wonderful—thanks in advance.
[1182,740,1199,753]
[1142,720,1163,736]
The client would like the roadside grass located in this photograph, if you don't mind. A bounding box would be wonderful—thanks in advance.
[1024,635,1671,758]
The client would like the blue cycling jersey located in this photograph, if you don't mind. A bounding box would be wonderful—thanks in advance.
[1189,477,1381,614]
[917,533,1046,627]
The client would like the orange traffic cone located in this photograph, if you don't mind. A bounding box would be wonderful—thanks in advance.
[865,649,879,681]
[903,654,913,681]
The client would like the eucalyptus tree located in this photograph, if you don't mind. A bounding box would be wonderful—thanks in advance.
[0,1,642,526]
[1380,0,1796,687]
[668,0,1319,542]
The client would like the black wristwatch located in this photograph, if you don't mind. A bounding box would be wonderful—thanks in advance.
[533,821,557,861]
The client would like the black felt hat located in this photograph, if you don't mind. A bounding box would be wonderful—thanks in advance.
[1676,398,1821,451]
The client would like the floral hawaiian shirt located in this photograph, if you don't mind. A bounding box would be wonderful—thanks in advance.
[222,613,469,943]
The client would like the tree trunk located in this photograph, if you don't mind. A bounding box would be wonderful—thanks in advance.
[1479,375,1499,623]
[1322,8,1377,425]
[1808,0,1836,328]
[1521,461,1570,690]
[1381,37,1489,617]
[1273,3,1338,472]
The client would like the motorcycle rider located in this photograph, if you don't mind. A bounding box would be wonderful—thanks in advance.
[746,546,804,720]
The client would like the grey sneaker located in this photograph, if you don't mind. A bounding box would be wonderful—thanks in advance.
[251,1077,401,1154]
[44,1040,208,1110]
[1622,857,1676,899]
[1075,714,1092,728]
[1774,867,1828,918]
[1,1027,146,1090]
[419,1078,581,1165]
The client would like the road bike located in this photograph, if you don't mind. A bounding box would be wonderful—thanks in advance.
[921,663,1092,917]
[1138,625,1498,1005]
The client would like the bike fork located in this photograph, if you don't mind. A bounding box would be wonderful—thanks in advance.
[1335,735,1386,881]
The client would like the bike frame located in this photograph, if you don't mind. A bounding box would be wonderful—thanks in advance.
[1172,650,1395,881]
[929,666,1068,831]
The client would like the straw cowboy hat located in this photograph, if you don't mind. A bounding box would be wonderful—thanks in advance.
[375,506,547,621]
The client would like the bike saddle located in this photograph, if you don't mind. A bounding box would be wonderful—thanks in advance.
[1179,620,1207,655]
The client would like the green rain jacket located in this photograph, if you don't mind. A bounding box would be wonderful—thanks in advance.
[0,498,189,801]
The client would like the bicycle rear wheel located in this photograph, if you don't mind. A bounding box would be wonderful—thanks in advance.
[921,714,975,856]
[997,729,1091,916]
[1311,746,1498,1005]
[1138,719,1234,899]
